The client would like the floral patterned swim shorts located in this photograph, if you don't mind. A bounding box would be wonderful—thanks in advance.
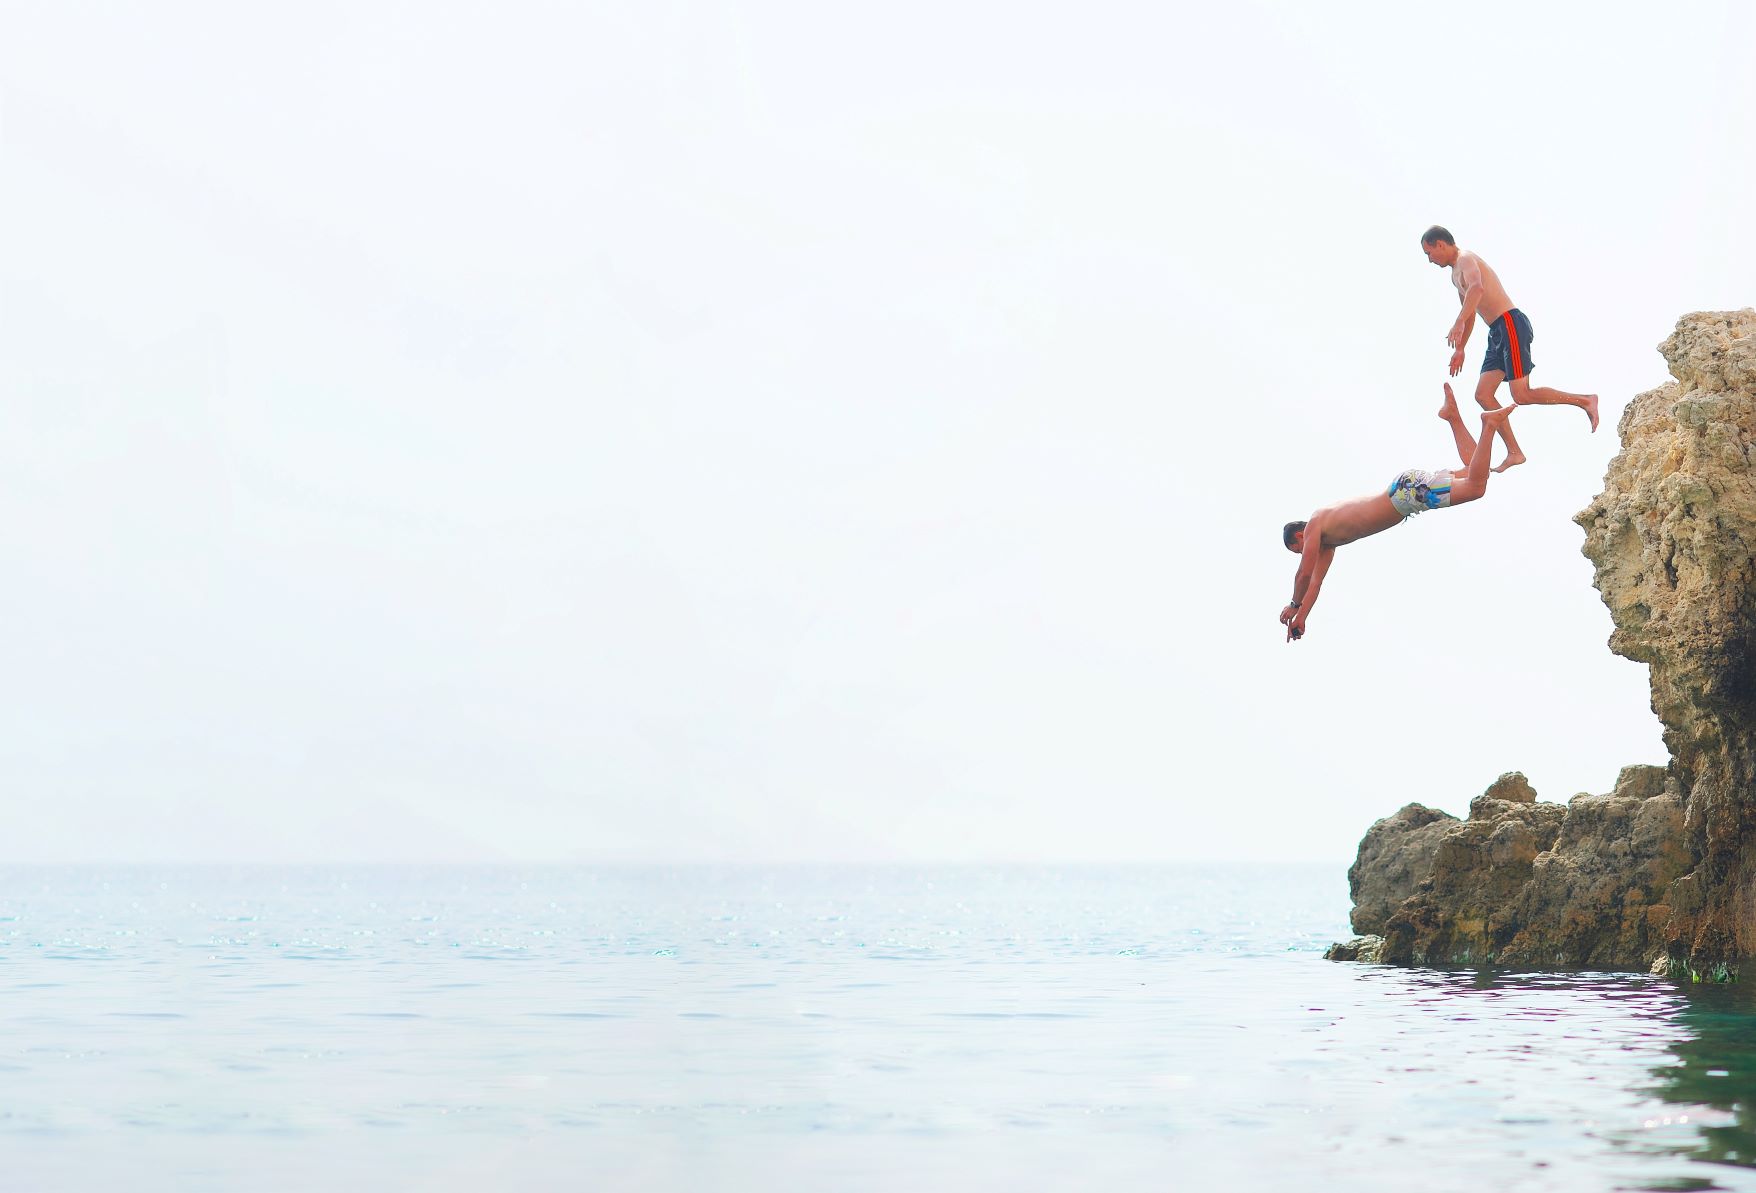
[1388,469,1454,518]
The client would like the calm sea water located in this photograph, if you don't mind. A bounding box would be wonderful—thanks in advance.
[5,863,1756,1192]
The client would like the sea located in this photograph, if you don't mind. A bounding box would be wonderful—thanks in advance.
[5,862,1756,1192]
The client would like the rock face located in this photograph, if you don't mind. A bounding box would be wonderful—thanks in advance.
[1578,308,1756,975]
[1346,802,1458,935]
[1348,766,1687,968]
[1334,310,1756,976]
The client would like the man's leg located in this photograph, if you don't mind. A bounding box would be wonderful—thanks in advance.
[1473,370,1526,471]
[1450,407,1515,505]
[1508,375,1600,432]
[1439,383,1477,465]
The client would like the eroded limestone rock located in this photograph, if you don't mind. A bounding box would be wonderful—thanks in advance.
[1493,764,1689,968]
[1577,309,1756,976]
[1323,935,1386,963]
[1347,802,1457,935]
[1338,766,1688,968]
[1376,774,1568,966]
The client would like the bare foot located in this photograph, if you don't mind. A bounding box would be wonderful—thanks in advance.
[1491,449,1527,474]
[1584,394,1599,432]
[1481,405,1516,433]
[1439,382,1459,421]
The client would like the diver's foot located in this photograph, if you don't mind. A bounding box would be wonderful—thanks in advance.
[1584,394,1600,432]
[1491,450,1527,474]
[1482,405,1516,431]
[1439,383,1460,421]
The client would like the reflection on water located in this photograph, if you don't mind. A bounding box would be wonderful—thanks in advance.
[1650,982,1756,1172]
[1348,965,1756,1190]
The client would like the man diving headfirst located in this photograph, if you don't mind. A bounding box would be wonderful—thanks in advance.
[1279,390,1514,643]
[1420,225,1598,472]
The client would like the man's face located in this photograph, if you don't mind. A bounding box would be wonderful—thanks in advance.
[1422,239,1455,267]
[1285,530,1304,554]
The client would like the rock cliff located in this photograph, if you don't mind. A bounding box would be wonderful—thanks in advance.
[1332,309,1756,978]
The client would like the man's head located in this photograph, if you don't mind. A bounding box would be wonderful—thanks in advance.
[1420,225,1458,267]
[1282,520,1307,553]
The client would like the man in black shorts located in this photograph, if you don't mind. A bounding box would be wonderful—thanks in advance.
[1420,225,1598,471]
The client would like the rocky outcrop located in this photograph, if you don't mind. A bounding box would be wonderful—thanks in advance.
[1501,764,1690,968]
[1333,310,1756,976]
[1346,802,1458,934]
[1344,765,1687,968]
[1323,935,1386,962]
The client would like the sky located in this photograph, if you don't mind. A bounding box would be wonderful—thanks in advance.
[2,1,1752,864]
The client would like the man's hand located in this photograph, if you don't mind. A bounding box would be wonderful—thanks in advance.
[1449,345,1466,377]
[1446,321,1465,349]
[1281,605,1307,642]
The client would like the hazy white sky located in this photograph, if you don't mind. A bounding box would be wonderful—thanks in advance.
[2,1,1751,863]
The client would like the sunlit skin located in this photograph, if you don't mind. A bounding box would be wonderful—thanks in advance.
[1279,395,1514,643]
[1421,236,1599,472]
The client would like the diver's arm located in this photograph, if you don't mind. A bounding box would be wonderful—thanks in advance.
[1283,536,1335,642]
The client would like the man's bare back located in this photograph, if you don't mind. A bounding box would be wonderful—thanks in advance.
[1308,493,1401,548]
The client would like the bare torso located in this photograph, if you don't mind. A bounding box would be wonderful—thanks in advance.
[1453,250,1516,323]
[1313,492,1401,548]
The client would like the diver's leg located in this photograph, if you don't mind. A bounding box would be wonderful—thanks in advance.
[1450,407,1515,505]
[1439,383,1477,466]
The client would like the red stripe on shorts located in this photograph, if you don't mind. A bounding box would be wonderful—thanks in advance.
[1502,312,1524,379]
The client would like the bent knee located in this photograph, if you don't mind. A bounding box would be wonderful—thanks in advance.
[1507,378,1533,402]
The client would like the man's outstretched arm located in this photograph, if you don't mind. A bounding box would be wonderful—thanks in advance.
[1447,255,1485,376]
[1280,535,1335,642]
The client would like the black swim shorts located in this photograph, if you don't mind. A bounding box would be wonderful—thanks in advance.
[1481,308,1534,380]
